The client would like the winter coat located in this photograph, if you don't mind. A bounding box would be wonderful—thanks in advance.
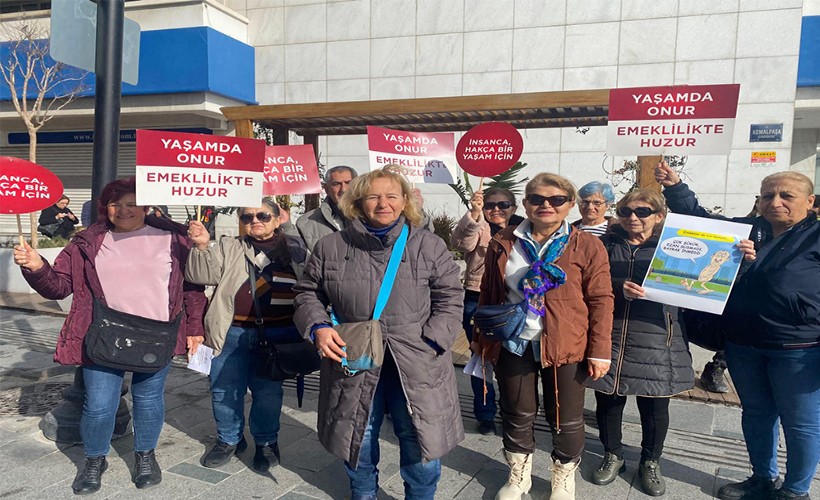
[185,233,307,356]
[475,225,614,367]
[293,217,465,466]
[296,198,347,252]
[586,225,694,396]
[664,181,820,349]
[22,217,207,366]
[450,212,524,292]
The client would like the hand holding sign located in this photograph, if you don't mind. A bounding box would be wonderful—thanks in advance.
[13,241,44,272]
[187,220,210,251]
[654,160,681,187]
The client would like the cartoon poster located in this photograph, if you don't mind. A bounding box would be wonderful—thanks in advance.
[641,213,752,314]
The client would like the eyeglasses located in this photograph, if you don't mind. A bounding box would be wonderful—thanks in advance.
[525,194,570,207]
[579,199,607,207]
[616,206,659,218]
[484,201,513,210]
[239,212,275,224]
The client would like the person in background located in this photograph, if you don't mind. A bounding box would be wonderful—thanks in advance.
[812,196,820,218]
[474,172,613,500]
[294,169,464,500]
[14,177,206,495]
[572,181,616,237]
[656,162,817,500]
[39,195,78,238]
[296,165,359,252]
[81,199,93,227]
[151,205,171,219]
[450,187,523,435]
[586,189,694,497]
[186,198,306,473]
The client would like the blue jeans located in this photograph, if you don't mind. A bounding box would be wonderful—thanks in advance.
[344,355,441,500]
[463,294,497,422]
[209,326,284,446]
[81,363,171,457]
[725,342,820,494]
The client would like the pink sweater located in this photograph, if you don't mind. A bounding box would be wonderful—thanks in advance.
[95,225,172,321]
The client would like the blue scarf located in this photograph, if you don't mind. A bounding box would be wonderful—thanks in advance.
[362,218,401,244]
[517,228,571,316]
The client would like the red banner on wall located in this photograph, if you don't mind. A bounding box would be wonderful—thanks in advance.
[262,145,322,196]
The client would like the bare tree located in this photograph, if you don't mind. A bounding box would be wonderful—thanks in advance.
[1,20,88,247]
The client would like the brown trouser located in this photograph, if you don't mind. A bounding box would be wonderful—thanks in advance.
[495,345,586,462]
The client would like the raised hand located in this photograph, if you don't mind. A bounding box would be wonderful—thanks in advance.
[654,160,681,187]
[469,191,484,221]
[187,220,210,250]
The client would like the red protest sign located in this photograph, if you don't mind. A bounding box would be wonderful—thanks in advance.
[263,145,322,196]
[367,126,457,184]
[456,122,523,177]
[607,83,740,156]
[135,129,266,206]
[0,156,64,214]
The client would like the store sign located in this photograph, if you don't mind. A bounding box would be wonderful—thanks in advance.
[135,130,266,206]
[456,122,524,177]
[262,145,322,196]
[750,151,776,166]
[607,83,740,156]
[749,124,783,142]
[367,126,457,184]
[7,128,212,145]
[0,156,64,214]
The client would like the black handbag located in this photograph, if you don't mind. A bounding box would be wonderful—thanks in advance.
[681,309,725,352]
[473,301,528,341]
[248,263,320,382]
[38,222,62,237]
[84,298,181,373]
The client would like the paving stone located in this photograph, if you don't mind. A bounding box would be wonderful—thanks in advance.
[167,461,232,484]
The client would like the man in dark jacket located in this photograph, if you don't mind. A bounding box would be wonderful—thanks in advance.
[296,165,358,252]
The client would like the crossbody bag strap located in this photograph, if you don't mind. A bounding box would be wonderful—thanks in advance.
[372,224,408,321]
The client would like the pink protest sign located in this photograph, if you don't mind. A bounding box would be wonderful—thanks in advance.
[135,129,266,206]
[607,83,740,156]
[456,122,523,177]
[0,156,64,214]
[367,126,457,184]
[263,145,323,196]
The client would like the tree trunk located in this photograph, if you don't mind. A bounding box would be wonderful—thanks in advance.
[28,129,39,249]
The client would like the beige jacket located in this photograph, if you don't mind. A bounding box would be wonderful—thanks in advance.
[185,235,306,356]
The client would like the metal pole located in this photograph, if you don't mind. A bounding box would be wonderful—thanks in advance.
[90,0,124,223]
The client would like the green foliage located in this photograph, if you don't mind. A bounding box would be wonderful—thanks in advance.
[430,211,462,258]
[449,161,530,208]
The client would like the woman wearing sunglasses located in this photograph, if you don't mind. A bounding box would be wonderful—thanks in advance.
[585,189,694,497]
[473,173,614,500]
[185,199,307,473]
[451,187,523,435]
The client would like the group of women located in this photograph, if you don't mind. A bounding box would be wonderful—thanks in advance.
[12,163,818,500]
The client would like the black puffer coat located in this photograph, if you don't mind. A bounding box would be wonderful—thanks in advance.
[586,225,694,396]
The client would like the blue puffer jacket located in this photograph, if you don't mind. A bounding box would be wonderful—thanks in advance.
[663,182,820,349]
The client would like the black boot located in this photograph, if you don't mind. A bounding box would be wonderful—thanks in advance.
[72,456,108,495]
[701,362,730,393]
[253,442,280,472]
[133,450,162,489]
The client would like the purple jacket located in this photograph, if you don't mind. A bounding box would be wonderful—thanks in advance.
[22,216,207,366]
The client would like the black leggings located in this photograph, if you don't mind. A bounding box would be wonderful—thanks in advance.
[594,392,670,462]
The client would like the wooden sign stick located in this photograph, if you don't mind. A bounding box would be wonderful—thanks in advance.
[16,214,24,246]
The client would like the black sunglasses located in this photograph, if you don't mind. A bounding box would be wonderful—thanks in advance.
[239,212,274,224]
[484,201,513,210]
[525,194,570,207]
[617,206,659,218]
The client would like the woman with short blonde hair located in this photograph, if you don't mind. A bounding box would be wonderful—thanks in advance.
[339,168,425,227]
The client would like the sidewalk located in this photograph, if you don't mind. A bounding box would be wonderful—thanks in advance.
[1,296,817,499]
